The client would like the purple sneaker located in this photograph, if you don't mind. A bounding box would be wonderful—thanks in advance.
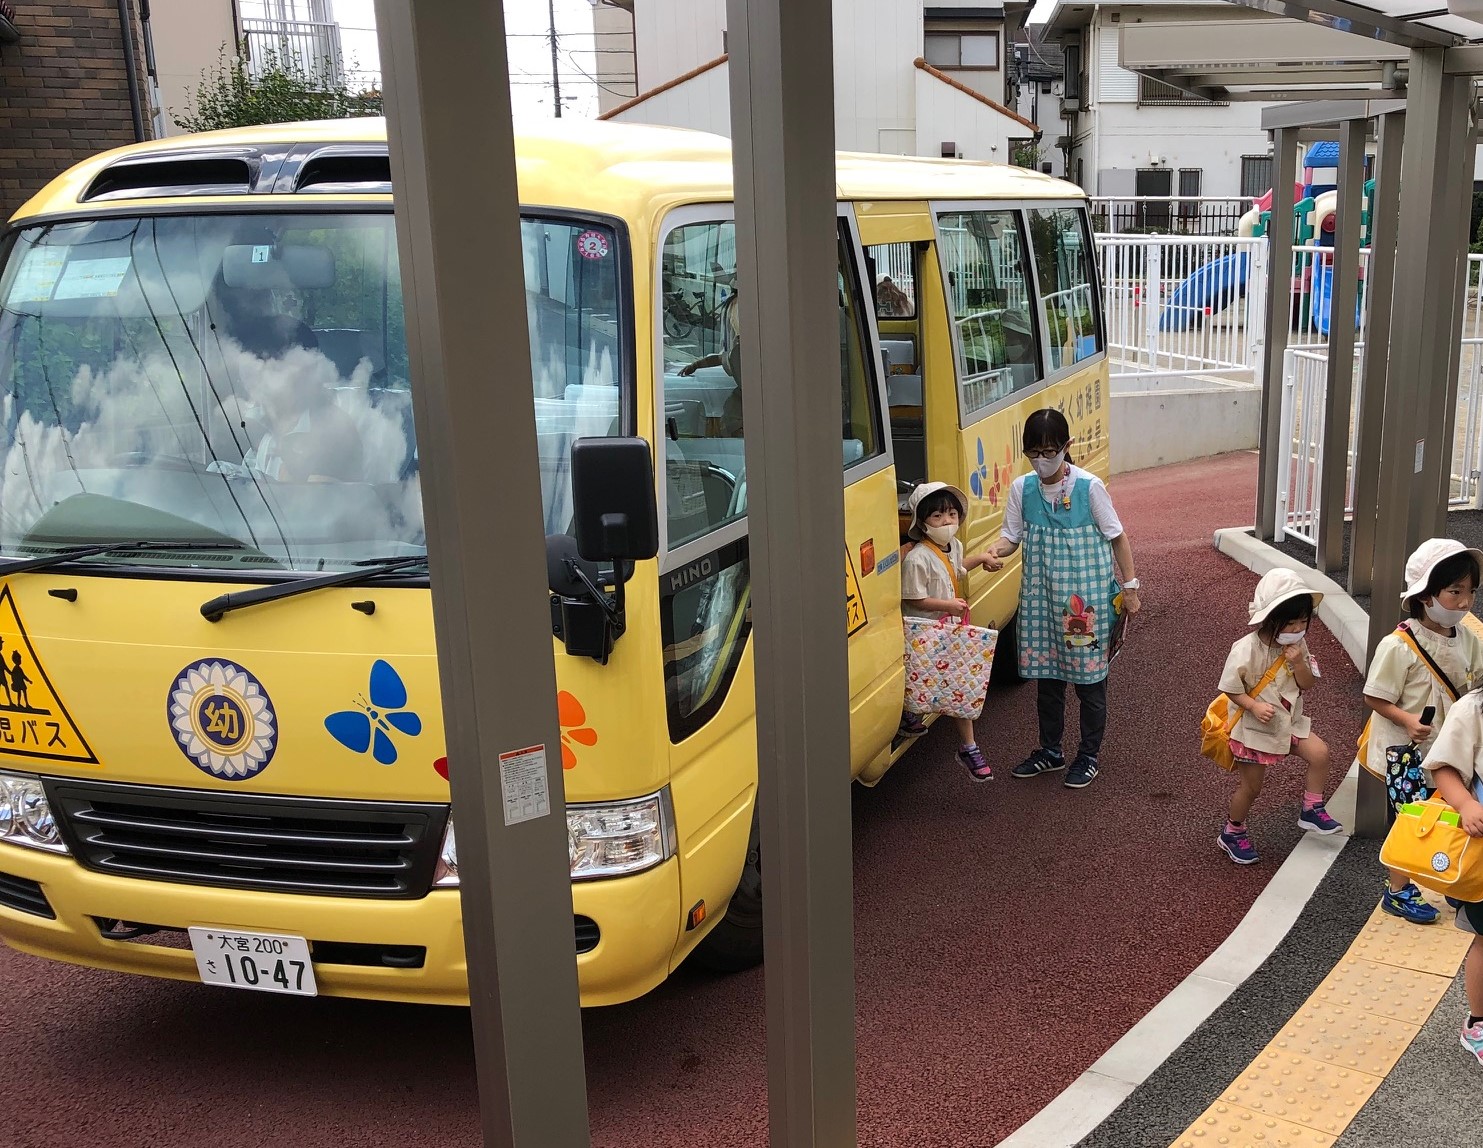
[1298,801,1343,835]
[958,744,993,782]
[1218,825,1259,865]
[898,712,929,738]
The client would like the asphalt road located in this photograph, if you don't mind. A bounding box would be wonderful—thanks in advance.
[0,451,1365,1147]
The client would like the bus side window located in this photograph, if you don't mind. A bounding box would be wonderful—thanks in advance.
[1029,206,1103,371]
[936,209,1041,421]
[838,227,884,472]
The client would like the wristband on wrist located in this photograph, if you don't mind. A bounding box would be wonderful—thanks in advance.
[1122,578,1140,590]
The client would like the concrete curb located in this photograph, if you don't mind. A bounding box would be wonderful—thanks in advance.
[994,529,1367,1148]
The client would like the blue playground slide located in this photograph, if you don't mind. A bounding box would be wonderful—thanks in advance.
[1159,252,1248,332]
[1310,261,1362,337]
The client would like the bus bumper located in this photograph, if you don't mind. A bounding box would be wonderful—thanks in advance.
[0,846,683,1008]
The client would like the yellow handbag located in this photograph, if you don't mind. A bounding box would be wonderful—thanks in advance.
[1200,657,1285,772]
[1380,798,1483,902]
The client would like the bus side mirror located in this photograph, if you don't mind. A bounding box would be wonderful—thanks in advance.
[571,437,658,563]
[549,438,657,665]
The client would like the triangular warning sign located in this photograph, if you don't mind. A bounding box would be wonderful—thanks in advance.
[0,583,98,764]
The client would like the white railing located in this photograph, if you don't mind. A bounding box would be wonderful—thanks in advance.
[242,16,345,85]
[1275,255,1483,543]
[1095,234,1267,386]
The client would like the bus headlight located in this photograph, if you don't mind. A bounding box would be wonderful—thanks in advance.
[0,771,69,854]
[568,790,676,881]
[432,817,458,887]
[430,789,676,887]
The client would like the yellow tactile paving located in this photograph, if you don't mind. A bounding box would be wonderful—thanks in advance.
[1216,1049,1382,1134]
[1348,902,1474,976]
[1169,895,1469,1146]
[1310,957,1451,1027]
[1270,1003,1419,1076]
[1174,1102,1337,1147]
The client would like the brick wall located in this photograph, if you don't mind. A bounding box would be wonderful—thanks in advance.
[0,0,151,222]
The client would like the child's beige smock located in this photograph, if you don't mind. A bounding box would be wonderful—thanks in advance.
[1218,631,1313,756]
[1423,688,1483,791]
[900,539,967,621]
[1362,622,1483,778]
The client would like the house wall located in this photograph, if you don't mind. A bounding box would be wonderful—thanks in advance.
[148,0,237,134]
[632,0,726,89]
[0,0,152,222]
[1072,7,1269,198]
[915,68,1030,162]
[611,61,732,136]
[593,1,637,116]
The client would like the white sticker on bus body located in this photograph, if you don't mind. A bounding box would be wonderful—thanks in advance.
[188,927,318,996]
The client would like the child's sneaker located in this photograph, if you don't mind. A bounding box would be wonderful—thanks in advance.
[1010,747,1064,779]
[1063,753,1100,789]
[1462,1019,1483,1066]
[1217,825,1259,865]
[958,744,993,782]
[1298,801,1343,835]
[1381,881,1440,925]
[898,712,929,738]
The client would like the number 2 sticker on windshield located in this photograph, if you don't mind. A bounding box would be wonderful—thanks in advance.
[576,230,609,260]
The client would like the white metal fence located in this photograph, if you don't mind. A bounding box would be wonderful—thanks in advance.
[1274,255,1483,544]
[1096,234,1267,385]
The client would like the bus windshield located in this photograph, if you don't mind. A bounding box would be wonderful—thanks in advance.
[0,212,625,572]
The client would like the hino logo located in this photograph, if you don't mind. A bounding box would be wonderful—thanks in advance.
[668,557,715,594]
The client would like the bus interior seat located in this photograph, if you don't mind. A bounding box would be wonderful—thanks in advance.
[665,398,707,438]
[879,338,917,373]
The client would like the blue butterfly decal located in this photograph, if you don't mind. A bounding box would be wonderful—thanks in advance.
[969,438,990,499]
[325,659,423,765]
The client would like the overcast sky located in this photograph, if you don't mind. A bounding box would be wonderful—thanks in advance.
[333,0,610,119]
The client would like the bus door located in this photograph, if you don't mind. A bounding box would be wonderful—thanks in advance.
[930,203,1045,620]
[836,210,904,781]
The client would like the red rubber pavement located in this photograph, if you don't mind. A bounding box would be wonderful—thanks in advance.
[0,451,1363,1147]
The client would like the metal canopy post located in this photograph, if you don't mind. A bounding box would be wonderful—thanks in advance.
[724,0,857,1144]
[374,1,591,1143]
[1363,47,1474,837]
[1257,129,1298,540]
[1349,110,1404,600]
[1431,103,1479,531]
[1315,117,1366,574]
[1402,52,1474,541]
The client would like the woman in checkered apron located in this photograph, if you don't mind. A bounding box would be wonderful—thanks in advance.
[984,409,1140,789]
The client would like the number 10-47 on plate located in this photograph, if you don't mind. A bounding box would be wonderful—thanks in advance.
[188,927,318,996]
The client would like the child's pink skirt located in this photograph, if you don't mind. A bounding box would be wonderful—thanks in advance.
[1229,736,1300,767]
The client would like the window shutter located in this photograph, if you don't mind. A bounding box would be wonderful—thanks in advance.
[1098,27,1137,103]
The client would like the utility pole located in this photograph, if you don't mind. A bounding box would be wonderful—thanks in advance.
[548,0,562,117]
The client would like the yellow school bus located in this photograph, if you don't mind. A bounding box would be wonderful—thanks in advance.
[0,119,1108,1006]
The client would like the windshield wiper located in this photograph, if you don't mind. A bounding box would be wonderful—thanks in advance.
[200,555,429,622]
[0,540,245,578]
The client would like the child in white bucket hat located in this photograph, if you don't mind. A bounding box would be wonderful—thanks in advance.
[1361,538,1483,925]
[898,481,1000,780]
[1214,568,1339,864]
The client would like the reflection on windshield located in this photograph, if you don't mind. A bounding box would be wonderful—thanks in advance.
[0,213,626,572]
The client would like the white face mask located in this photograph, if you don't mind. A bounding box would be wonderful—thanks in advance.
[1031,450,1067,480]
[924,522,958,548]
[1426,600,1470,628]
[1276,630,1306,646]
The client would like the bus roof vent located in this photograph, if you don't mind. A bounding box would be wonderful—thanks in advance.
[294,151,392,194]
[82,152,259,202]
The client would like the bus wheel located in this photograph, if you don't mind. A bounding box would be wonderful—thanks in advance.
[690,809,764,973]
[990,615,1023,685]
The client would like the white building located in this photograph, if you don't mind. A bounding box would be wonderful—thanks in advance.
[1037,0,1275,201]
[601,0,1044,167]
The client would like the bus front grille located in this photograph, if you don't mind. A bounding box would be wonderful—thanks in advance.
[46,779,448,900]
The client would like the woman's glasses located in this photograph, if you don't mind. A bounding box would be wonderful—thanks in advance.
[1024,446,1066,460]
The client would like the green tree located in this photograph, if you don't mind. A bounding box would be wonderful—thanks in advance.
[1011,140,1045,170]
[173,45,381,134]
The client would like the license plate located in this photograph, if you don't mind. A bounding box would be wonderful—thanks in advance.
[188,927,318,997]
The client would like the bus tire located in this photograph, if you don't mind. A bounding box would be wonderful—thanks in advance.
[990,614,1023,685]
[690,809,764,973]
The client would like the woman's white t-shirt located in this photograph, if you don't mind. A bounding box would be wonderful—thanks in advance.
[1001,465,1124,544]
